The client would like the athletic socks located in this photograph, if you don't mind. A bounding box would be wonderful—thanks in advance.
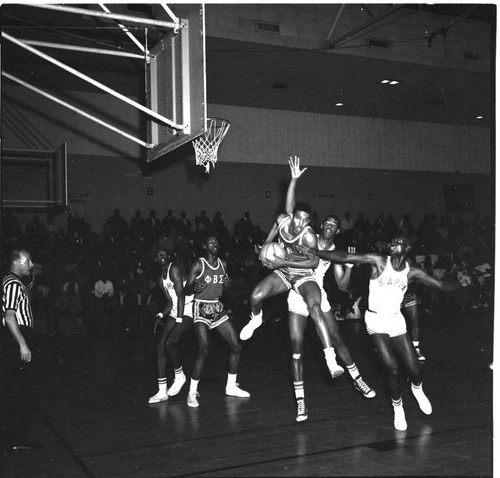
[346,363,360,380]
[293,381,305,400]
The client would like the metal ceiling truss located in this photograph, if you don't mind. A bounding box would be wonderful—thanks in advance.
[1,3,187,150]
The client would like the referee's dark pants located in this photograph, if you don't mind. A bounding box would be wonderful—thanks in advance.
[0,326,31,451]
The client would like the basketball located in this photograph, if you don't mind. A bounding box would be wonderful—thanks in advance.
[259,242,286,264]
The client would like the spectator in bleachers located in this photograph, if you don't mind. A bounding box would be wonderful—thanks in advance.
[103,209,129,243]
[177,211,192,236]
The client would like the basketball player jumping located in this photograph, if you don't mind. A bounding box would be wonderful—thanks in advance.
[240,156,344,380]
[284,157,376,422]
[299,234,471,430]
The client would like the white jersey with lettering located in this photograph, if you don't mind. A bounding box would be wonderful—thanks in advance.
[162,263,194,317]
[368,257,409,315]
[314,235,335,288]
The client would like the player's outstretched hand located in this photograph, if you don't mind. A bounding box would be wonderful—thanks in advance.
[289,156,308,179]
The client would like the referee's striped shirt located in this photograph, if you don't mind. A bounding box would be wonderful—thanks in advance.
[2,272,34,328]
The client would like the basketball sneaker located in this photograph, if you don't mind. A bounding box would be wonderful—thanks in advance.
[239,313,263,341]
[353,376,376,398]
[187,391,200,408]
[414,347,426,361]
[411,383,432,415]
[225,383,250,398]
[148,390,168,404]
[392,400,407,431]
[167,373,186,397]
[326,357,344,379]
[296,398,308,422]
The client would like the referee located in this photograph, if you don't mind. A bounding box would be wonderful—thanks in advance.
[1,249,40,453]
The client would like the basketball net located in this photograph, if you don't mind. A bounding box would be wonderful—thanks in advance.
[67,194,90,218]
[192,118,230,173]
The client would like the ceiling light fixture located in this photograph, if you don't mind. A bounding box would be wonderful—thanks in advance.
[335,102,344,107]
[476,115,484,119]
[379,79,400,85]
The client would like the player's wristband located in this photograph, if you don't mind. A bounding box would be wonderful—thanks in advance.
[175,317,183,323]
[156,312,164,319]
[345,263,354,268]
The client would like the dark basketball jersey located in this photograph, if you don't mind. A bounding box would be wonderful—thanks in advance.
[195,257,227,301]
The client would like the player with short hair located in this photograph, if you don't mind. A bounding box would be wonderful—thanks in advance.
[287,158,376,421]
[301,234,471,430]
[240,157,344,381]
[284,157,375,422]
[148,247,193,403]
[184,235,250,408]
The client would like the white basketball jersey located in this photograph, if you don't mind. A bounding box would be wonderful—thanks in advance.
[368,257,409,314]
[315,235,335,288]
[162,263,194,315]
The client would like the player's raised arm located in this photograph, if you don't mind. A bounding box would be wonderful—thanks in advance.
[285,156,308,215]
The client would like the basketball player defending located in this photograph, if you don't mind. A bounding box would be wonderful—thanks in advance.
[284,157,376,422]
[149,247,193,403]
[240,156,343,380]
[301,234,471,430]
[184,235,250,407]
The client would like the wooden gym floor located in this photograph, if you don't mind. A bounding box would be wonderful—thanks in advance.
[0,307,493,477]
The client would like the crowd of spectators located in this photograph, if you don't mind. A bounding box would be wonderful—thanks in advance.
[1,206,494,339]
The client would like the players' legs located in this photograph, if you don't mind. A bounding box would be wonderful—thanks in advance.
[404,303,425,360]
[215,319,250,398]
[298,281,343,378]
[165,315,193,397]
[404,304,420,343]
[240,273,289,340]
[215,319,242,374]
[392,332,432,416]
[370,332,407,430]
[371,333,401,400]
[165,316,193,369]
[191,322,210,381]
[289,311,308,421]
[298,280,331,348]
[187,322,211,407]
[149,317,176,403]
[324,309,376,398]
[324,309,354,365]
[249,272,289,315]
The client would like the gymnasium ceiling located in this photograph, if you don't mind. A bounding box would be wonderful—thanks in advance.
[1,3,495,128]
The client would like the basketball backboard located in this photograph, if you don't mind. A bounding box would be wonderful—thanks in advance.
[1,4,207,165]
[146,5,207,163]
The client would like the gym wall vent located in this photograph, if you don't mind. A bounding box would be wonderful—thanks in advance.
[256,21,280,34]
[368,38,389,48]
[463,51,480,61]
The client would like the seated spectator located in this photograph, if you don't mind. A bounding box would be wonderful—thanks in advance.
[89,269,117,334]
